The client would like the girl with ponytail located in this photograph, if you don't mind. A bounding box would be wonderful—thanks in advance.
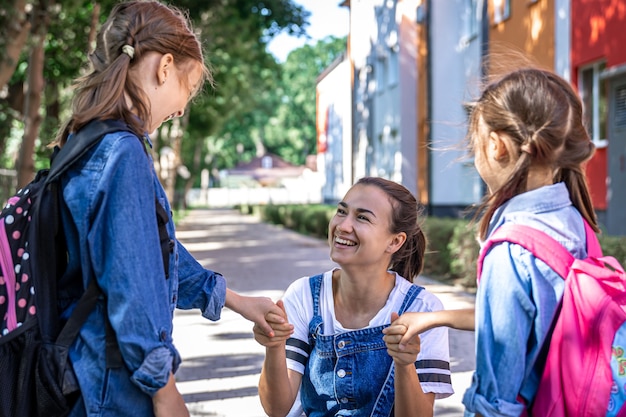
[389,67,606,416]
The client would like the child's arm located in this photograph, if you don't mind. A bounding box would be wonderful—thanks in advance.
[225,288,287,337]
[152,373,190,417]
[384,308,475,350]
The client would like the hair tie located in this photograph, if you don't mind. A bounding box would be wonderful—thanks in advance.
[121,45,135,59]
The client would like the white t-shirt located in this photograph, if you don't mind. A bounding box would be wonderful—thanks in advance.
[283,269,454,400]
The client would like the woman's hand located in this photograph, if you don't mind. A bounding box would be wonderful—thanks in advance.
[226,289,291,337]
[383,312,422,366]
[384,308,475,349]
[253,300,294,348]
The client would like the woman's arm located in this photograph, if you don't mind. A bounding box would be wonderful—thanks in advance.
[385,312,435,417]
[394,364,435,417]
[253,300,300,417]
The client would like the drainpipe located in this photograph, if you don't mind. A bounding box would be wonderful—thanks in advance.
[424,0,433,216]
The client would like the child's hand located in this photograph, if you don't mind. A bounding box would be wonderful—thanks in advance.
[383,310,442,350]
[253,300,294,348]
[227,290,289,337]
[383,312,422,366]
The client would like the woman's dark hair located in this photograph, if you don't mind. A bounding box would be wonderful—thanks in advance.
[467,67,598,239]
[355,177,427,282]
[55,0,212,144]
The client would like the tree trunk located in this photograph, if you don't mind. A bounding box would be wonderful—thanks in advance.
[16,0,50,188]
[181,132,205,210]
[0,0,31,90]
[87,3,101,53]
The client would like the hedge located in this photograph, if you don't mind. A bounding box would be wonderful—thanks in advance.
[238,204,626,291]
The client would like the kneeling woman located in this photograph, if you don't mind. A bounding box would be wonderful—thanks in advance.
[254,177,453,417]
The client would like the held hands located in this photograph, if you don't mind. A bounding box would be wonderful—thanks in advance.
[383,312,422,366]
[253,300,294,348]
[385,310,445,350]
[227,290,290,338]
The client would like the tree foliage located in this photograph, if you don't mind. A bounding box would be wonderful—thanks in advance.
[265,35,347,163]
[0,0,347,205]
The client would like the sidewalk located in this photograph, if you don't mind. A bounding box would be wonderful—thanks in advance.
[172,208,476,417]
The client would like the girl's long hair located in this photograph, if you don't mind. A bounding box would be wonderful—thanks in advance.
[467,67,598,240]
[55,0,212,144]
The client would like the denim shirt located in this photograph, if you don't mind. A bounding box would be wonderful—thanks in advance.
[59,127,226,416]
[462,183,587,417]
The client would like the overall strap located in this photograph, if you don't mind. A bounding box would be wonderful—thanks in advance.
[307,274,325,347]
[308,274,324,317]
[397,284,424,315]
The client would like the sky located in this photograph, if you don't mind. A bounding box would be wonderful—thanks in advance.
[266,0,349,62]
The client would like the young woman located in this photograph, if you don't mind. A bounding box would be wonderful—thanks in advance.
[391,67,612,416]
[254,177,453,417]
[55,2,283,416]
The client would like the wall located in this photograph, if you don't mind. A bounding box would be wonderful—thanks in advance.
[317,54,353,204]
[429,0,484,215]
[488,0,555,70]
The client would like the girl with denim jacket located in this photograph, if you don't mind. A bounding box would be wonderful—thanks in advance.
[389,67,617,416]
[253,177,454,417]
[53,2,284,416]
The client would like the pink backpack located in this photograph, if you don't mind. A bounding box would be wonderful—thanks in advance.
[478,221,626,417]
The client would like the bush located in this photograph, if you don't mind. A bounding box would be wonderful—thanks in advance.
[421,217,462,279]
[599,235,626,266]
[448,222,480,289]
[242,204,626,291]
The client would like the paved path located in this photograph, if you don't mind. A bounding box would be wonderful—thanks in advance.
[172,208,476,416]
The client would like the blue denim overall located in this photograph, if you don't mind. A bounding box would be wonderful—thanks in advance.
[300,274,423,417]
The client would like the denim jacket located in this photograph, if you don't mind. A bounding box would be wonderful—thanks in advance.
[462,183,587,417]
[59,126,226,416]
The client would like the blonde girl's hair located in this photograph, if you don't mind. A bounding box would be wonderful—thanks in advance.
[55,0,212,144]
[467,67,599,240]
[355,177,427,282]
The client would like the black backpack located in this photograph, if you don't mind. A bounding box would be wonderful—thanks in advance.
[0,119,172,417]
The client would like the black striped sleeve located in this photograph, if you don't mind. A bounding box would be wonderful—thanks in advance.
[286,337,311,367]
[415,359,452,384]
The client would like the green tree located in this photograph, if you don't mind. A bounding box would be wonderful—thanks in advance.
[196,34,347,190]
[265,35,347,165]
[0,0,310,199]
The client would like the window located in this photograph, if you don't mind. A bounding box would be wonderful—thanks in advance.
[579,62,608,146]
[493,0,510,24]
[261,155,273,169]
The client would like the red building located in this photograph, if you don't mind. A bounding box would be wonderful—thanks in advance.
[571,0,626,235]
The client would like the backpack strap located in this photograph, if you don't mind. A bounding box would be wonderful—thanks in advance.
[46,119,133,183]
[155,199,174,279]
[477,220,599,282]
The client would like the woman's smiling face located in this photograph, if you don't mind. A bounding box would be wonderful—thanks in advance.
[328,184,397,267]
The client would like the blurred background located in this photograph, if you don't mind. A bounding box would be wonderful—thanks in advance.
[1,0,625,237]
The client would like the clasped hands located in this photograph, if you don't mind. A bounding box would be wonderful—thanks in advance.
[253,301,431,367]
